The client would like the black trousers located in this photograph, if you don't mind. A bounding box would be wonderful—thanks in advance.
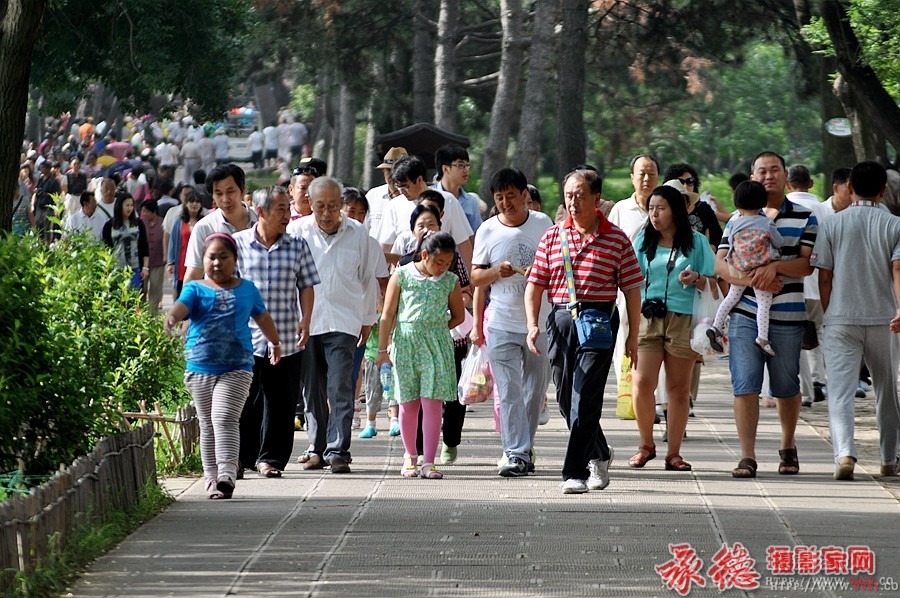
[239,351,302,471]
[547,306,619,481]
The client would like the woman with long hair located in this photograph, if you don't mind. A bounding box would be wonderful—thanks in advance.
[628,185,715,472]
[102,190,149,289]
[167,186,205,298]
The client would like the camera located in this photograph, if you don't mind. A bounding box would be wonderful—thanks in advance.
[641,298,667,320]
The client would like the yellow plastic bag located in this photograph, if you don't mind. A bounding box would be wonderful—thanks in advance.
[616,354,635,420]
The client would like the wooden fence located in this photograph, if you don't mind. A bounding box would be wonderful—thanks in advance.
[0,423,156,594]
[121,401,199,469]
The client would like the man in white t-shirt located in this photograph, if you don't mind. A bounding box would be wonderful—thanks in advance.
[263,123,279,167]
[154,138,179,169]
[289,119,308,163]
[247,127,265,170]
[183,164,257,283]
[277,117,292,164]
[198,130,216,174]
[379,155,473,269]
[471,168,553,477]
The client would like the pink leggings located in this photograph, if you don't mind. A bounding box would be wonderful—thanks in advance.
[399,398,443,464]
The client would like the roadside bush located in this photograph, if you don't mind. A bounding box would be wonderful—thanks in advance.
[0,233,189,475]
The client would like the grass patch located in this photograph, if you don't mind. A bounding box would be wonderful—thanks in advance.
[157,444,203,478]
[2,482,173,597]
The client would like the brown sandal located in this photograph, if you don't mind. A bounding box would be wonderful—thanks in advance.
[778,447,799,475]
[732,458,758,478]
[257,462,282,478]
[664,454,692,471]
[628,444,657,468]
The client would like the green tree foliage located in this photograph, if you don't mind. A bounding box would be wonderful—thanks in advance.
[0,233,188,475]
[646,43,822,173]
[31,0,255,116]
[804,0,900,98]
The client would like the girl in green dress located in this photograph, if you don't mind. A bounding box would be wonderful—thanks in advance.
[377,232,465,479]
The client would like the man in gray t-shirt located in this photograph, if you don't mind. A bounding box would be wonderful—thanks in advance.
[811,161,900,481]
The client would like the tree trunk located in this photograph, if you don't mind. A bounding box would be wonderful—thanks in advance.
[1,0,48,232]
[513,0,559,185]
[820,58,856,177]
[362,97,377,191]
[413,0,437,124]
[434,0,459,131]
[312,69,333,160]
[791,1,855,182]
[820,0,900,154]
[555,0,588,187]
[332,83,356,183]
[478,0,525,203]
[833,75,888,164]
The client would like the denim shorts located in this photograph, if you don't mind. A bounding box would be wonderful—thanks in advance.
[728,314,802,398]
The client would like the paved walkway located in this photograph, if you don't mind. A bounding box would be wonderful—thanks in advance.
[66,358,900,597]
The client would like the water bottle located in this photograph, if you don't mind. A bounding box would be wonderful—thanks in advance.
[380,363,392,393]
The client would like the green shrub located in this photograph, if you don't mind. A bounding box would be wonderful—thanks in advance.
[0,233,189,475]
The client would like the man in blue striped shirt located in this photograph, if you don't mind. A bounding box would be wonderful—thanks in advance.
[716,151,817,479]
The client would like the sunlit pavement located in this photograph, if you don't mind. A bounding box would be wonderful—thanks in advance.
[66,355,900,597]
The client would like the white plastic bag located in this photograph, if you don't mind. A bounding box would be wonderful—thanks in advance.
[450,309,473,341]
[691,285,728,355]
[457,343,493,405]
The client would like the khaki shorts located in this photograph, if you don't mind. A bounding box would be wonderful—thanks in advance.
[638,312,698,360]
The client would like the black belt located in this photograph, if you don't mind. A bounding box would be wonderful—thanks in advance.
[554,301,615,314]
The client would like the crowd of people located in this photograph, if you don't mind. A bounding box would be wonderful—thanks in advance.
[15,111,900,497]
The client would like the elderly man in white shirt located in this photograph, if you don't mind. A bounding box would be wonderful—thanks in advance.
[288,177,378,474]
[608,155,659,390]
[64,192,105,240]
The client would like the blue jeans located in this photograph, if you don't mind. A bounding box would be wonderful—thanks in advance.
[728,314,802,398]
[301,332,358,462]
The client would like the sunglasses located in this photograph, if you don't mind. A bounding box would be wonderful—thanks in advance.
[678,177,697,186]
[292,166,321,177]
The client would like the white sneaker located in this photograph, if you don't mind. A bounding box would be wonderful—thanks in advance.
[587,447,614,490]
[538,404,550,425]
[561,478,588,494]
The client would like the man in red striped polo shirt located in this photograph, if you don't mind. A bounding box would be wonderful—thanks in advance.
[525,167,643,494]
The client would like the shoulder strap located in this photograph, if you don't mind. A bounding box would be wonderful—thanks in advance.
[559,226,578,312]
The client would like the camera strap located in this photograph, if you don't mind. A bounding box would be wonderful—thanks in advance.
[644,246,679,305]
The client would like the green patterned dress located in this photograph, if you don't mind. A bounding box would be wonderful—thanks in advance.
[391,263,458,404]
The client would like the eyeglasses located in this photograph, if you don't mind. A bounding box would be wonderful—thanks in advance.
[312,204,341,213]
[394,182,411,192]
[451,162,470,170]
[678,177,697,186]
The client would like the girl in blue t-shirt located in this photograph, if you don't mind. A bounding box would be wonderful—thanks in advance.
[164,233,281,499]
